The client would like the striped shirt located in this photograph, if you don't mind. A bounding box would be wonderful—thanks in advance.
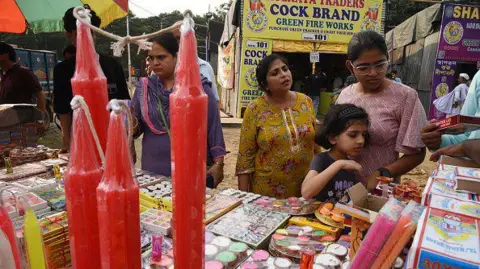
[336,82,427,184]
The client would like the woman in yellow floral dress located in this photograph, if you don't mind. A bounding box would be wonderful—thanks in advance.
[236,54,317,198]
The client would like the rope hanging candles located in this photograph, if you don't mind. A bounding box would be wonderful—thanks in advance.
[72,6,183,57]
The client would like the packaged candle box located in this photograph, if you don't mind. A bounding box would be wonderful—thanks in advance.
[406,196,480,269]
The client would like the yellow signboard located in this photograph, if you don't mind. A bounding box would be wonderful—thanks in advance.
[238,38,273,117]
[243,0,383,44]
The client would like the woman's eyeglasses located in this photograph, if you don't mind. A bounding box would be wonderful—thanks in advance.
[350,60,389,75]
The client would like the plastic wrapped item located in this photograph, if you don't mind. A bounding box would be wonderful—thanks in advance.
[0,192,22,269]
[0,228,17,268]
[24,207,47,269]
[0,162,48,182]
[370,201,425,269]
[349,198,405,269]
[97,100,141,269]
[64,99,103,269]
[71,11,109,157]
[170,14,208,269]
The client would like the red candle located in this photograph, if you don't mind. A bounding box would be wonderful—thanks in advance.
[97,109,141,269]
[71,18,109,156]
[0,206,22,269]
[170,18,207,268]
[64,107,103,268]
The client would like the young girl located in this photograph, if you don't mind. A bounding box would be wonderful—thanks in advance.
[302,104,369,203]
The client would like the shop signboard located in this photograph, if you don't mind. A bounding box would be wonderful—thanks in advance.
[428,60,457,120]
[437,4,480,62]
[310,52,320,63]
[238,38,272,117]
[242,0,383,44]
[218,38,235,89]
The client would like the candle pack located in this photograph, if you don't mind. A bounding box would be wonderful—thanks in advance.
[10,177,56,192]
[406,199,480,269]
[422,177,479,206]
[205,194,242,224]
[349,198,405,269]
[219,188,262,204]
[38,158,68,170]
[207,205,290,249]
[370,201,425,269]
[0,163,48,182]
[252,196,322,215]
[140,208,172,235]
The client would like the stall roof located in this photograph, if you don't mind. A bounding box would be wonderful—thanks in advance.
[386,4,442,50]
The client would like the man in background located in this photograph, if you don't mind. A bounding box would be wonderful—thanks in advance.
[305,67,327,118]
[0,42,46,113]
[62,45,76,61]
[391,70,402,83]
[53,6,130,152]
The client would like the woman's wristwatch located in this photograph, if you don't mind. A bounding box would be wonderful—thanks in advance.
[377,167,393,178]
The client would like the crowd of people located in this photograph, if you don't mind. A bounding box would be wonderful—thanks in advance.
[1,6,479,202]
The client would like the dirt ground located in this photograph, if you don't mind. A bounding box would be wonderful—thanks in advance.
[39,125,436,190]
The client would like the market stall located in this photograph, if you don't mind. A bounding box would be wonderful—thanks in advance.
[217,0,385,118]
[1,140,480,268]
[2,6,480,269]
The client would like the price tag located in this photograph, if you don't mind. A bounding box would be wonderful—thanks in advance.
[310,52,320,63]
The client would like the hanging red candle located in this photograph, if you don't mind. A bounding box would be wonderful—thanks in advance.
[170,14,207,268]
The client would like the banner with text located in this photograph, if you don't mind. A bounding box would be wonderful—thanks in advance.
[238,38,272,117]
[243,0,383,43]
[428,60,457,120]
[218,39,235,89]
[437,4,480,62]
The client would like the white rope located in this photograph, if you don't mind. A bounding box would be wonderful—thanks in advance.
[73,6,184,57]
[107,99,134,149]
[71,96,106,165]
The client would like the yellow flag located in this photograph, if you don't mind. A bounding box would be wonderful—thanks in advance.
[24,208,47,269]
[83,0,128,28]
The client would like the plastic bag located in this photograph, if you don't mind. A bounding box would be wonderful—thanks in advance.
[349,198,405,269]
[64,102,103,269]
[0,201,22,269]
[97,101,140,269]
[370,201,425,269]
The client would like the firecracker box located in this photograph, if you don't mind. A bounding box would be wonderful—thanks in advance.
[438,115,480,134]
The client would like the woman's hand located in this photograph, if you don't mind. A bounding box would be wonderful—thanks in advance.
[207,163,224,188]
[430,143,465,162]
[337,160,362,173]
[421,120,443,150]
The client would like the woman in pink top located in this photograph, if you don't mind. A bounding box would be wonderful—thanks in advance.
[336,31,427,190]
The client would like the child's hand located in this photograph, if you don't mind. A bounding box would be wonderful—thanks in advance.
[337,160,362,173]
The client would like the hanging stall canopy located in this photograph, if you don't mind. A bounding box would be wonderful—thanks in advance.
[386,4,442,51]
[0,0,128,34]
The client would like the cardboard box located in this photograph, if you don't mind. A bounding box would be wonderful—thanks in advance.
[346,183,388,221]
[439,155,480,169]
[438,115,480,134]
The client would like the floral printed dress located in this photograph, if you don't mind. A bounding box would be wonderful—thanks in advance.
[236,92,317,198]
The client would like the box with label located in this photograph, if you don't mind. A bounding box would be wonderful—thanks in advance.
[406,206,480,269]
[438,115,480,134]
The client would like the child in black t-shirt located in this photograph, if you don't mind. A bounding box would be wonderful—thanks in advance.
[302,104,369,203]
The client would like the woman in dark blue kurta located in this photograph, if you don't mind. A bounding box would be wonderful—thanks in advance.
[131,33,226,185]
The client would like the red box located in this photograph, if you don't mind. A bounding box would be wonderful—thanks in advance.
[438,115,480,134]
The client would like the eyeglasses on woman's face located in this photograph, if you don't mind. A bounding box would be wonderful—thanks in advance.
[350,60,389,76]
